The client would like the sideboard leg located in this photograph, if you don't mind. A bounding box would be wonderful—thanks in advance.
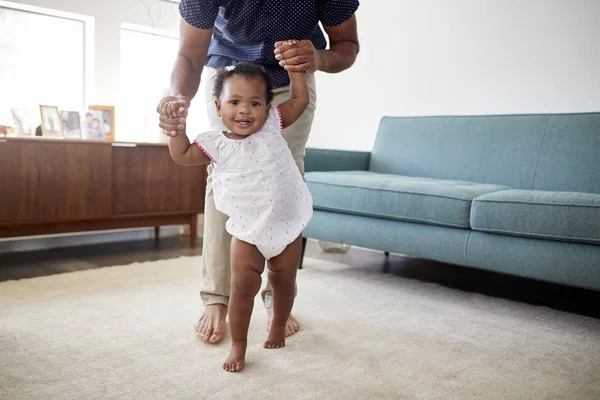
[189,215,198,249]
[154,226,160,248]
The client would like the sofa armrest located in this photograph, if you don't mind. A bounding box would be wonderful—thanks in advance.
[304,148,371,173]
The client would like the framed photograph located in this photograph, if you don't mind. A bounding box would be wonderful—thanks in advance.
[11,109,34,136]
[39,105,63,138]
[60,110,82,139]
[87,105,115,141]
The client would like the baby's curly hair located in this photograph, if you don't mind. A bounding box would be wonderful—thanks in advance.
[212,62,274,104]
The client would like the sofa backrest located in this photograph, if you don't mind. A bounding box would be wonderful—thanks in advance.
[533,113,600,193]
[369,113,600,193]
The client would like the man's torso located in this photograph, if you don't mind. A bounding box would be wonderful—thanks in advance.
[180,0,358,86]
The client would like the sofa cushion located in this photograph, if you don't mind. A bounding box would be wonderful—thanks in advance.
[305,171,509,228]
[471,190,600,245]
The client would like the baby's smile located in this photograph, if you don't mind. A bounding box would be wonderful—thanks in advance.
[234,119,252,128]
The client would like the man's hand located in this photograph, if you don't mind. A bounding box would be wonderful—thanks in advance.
[274,40,321,73]
[156,95,191,137]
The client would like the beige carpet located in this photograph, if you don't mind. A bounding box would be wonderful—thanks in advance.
[1,257,600,400]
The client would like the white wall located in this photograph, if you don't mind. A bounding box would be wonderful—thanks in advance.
[309,0,600,151]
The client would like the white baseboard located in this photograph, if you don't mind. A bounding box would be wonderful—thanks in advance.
[0,226,183,254]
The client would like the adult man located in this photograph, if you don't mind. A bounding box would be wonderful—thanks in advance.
[157,0,360,345]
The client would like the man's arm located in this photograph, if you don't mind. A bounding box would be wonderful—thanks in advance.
[170,17,213,100]
[318,14,360,73]
[274,14,359,74]
[158,18,212,134]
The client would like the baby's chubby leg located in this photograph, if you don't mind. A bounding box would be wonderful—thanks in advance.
[223,238,265,373]
[264,236,302,349]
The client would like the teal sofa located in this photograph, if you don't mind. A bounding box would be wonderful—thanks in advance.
[302,113,600,291]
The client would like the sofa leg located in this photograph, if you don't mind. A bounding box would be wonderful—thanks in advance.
[299,237,307,270]
[383,251,390,273]
[383,259,391,274]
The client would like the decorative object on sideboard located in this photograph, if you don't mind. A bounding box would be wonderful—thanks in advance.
[11,109,34,136]
[60,110,83,139]
[39,105,63,138]
[86,105,115,141]
[0,108,15,136]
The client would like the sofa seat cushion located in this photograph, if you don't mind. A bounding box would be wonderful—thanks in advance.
[305,171,509,228]
[471,190,600,245]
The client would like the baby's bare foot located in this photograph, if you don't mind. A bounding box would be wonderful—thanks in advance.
[223,341,246,372]
[193,304,228,344]
[264,324,286,349]
[267,308,300,337]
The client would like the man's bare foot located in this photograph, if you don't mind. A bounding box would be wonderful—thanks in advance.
[193,304,228,344]
[223,341,246,372]
[264,323,286,349]
[267,308,300,337]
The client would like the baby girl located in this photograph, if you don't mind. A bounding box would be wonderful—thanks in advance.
[164,58,312,372]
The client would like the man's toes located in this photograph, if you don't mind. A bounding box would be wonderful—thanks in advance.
[202,327,214,342]
[209,332,223,344]
[209,326,225,344]
[235,362,243,372]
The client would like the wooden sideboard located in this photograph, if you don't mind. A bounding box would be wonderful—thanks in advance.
[0,137,206,247]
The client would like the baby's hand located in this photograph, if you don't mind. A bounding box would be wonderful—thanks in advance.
[161,100,186,137]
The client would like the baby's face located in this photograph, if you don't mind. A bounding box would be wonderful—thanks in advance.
[92,120,100,128]
[216,75,269,137]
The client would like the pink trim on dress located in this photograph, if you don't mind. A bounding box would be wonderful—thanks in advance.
[275,105,284,135]
[193,140,217,164]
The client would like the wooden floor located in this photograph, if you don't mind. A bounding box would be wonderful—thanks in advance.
[1,235,599,319]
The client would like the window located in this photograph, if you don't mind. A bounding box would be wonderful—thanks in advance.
[119,23,209,143]
[0,1,93,115]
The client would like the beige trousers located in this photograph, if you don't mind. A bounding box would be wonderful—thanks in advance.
[200,67,317,308]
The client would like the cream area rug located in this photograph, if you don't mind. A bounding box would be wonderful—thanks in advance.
[1,256,600,400]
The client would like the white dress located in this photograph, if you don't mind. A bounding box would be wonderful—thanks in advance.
[194,106,313,260]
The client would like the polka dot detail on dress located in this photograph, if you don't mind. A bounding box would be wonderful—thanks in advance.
[194,105,313,260]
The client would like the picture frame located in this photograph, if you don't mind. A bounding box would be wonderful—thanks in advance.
[60,110,82,139]
[11,109,34,136]
[39,105,63,138]
[86,105,115,141]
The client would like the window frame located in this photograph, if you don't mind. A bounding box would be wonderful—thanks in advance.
[121,22,178,41]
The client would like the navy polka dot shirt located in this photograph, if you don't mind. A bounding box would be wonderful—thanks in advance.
[179,0,359,87]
